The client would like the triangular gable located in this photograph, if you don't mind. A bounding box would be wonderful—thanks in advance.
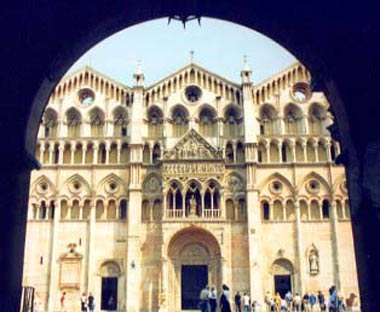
[146,63,240,91]
[163,129,221,160]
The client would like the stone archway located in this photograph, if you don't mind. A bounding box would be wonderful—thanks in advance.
[166,227,222,312]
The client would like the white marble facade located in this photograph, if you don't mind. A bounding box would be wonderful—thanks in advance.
[23,62,359,312]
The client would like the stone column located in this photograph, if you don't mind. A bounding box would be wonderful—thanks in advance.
[329,201,341,290]
[246,189,263,302]
[58,144,64,165]
[302,142,307,163]
[105,142,110,164]
[70,144,75,164]
[48,144,54,164]
[294,201,304,294]
[47,199,61,311]
[86,201,96,292]
[82,144,87,164]
[39,145,45,163]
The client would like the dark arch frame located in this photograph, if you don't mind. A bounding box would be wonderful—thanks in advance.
[2,2,380,312]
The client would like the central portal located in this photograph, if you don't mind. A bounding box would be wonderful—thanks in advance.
[181,265,208,310]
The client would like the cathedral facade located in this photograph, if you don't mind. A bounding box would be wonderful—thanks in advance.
[23,62,359,311]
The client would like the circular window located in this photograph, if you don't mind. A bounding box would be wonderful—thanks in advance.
[105,181,119,194]
[308,180,320,193]
[73,181,81,190]
[185,85,202,103]
[270,181,282,194]
[109,182,117,190]
[78,88,95,106]
[291,82,311,103]
[36,182,49,194]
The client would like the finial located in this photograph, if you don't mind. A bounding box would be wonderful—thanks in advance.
[136,59,142,74]
[243,54,250,71]
[190,50,194,63]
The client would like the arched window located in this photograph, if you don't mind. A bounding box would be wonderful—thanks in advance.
[225,143,234,163]
[143,144,150,164]
[39,201,47,219]
[310,200,320,220]
[258,142,267,163]
[66,108,82,138]
[236,142,245,163]
[226,199,235,220]
[309,103,327,135]
[147,106,163,138]
[60,200,68,220]
[89,108,105,137]
[172,106,189,138]
[142,200,150,221]
[43,108,58,138]
[49,201,55,219]
[284,104,304,134]
[98,143,106,164]
[262,201,270,220]
[270,141,280,162]
[273,200,284,221]
[300,200,308,221]
[152,143,161,164]
[96,200,105,220]
[285,200,295,220]
[71,200,80,219]
[295,141,304,162]
[83,200,91,220]
[317,141,327,162]
[107,200,117,220]
[260,104,278,135]
[322,200,330,219]
[113,107,128,137]
[119,199,127,220]
[336,200,344,220]
[199,107,216,137]
[167,181,182,212]
[224,106,241,138]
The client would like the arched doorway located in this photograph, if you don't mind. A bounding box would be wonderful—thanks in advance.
[99,261,123,311]
[271,258,294,298]
[167,227,222,311]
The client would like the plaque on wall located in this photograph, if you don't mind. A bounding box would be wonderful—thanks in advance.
[59,243,83,290]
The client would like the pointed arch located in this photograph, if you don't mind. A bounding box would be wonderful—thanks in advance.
[296,171,331,195]
[258,172,294,195]
[60,174,92,196]
[96,173,127,197]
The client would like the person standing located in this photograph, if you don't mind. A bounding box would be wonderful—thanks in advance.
[81,293,87,311]
[220,285,231,312]
[293,293,301,312]
[209,286,218,312]
[310,292,317,312]
[60,292,66,311]
[243,293,250,312]
[264,292,271,312]
[274,293,281,312]
[285,291,293,311]
[199,285,210,312]
[317,291,326,312]
[88,292,95,312]
[303,292,311,312]
[235,292,242,312]
[328,286,338,312]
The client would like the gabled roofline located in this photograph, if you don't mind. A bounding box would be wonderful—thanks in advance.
[60,65,131,91]
[146,62,241,91]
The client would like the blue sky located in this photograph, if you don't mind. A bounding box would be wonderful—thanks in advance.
[67,18,296,86]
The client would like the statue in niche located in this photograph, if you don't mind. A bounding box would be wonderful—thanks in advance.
[309,250,319,274]
[189,195,197,216]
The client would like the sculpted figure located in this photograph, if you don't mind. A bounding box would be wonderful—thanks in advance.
[189,195,197,216]
[309,251,319,274]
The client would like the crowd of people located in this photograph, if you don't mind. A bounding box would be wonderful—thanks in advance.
[200,285,357,312]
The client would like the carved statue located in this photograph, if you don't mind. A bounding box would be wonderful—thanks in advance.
[189,195,197,216]
[309,251,319,274]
